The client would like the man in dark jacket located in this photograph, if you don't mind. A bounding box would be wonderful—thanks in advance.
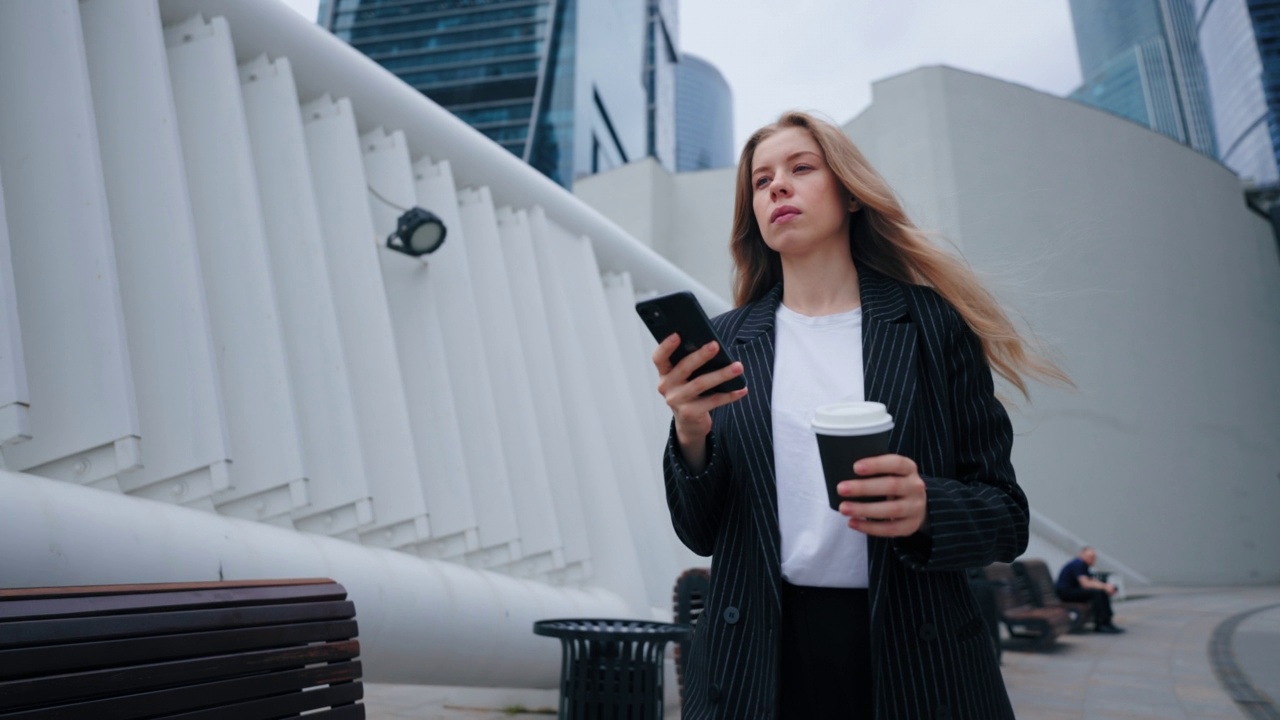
[1056,547,1124,633]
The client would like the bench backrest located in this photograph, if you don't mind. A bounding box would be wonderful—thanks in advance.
[1013,559,1062,608]
[982,562,1036,613]
[0,578,364,719]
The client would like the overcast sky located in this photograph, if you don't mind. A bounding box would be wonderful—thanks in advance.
[280,0,1082,152]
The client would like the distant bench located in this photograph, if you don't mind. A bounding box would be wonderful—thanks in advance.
[982,562,1072,649]
[0,578,365,719]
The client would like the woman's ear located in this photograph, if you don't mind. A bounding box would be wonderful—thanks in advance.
[848,197,861,213]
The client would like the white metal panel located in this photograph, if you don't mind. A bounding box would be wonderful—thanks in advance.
[239,54,374,537]
[79,0,232,506]
[526,207,648,611]
[456,186,564,577]
[494,207,593,584]
[0,169,29,449]
[361,128,480,559]
[163,14,307,523]
[0,468,636,687]
[302,95,432,550]
[156,0,728,315]
[412,160,523,570]
[602,273,669,480]
[0,0,141,486]
[550,224,694,606]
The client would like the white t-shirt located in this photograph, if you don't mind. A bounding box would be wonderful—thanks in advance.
[772,302,868,588]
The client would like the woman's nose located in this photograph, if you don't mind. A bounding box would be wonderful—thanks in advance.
[771,181,790,199]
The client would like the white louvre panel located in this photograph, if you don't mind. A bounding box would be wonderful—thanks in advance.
[631,287,676,443]
[526,207,648,611]
[163,14,308,523]
[238,54,374,537]
[412,158,524,570]
[302,95,432,551]
[456,186,565,578]
[494,207,593,584]
[602,273,671,484]
[361,128,481,560]
[548,223,692,607]
[0,0,141,490]
[78,0,232,507]
[0,169,30,448]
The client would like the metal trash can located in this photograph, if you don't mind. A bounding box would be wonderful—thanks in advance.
[533,618,691,720]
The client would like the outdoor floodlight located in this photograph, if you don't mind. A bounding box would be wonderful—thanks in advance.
[386,206,447,257]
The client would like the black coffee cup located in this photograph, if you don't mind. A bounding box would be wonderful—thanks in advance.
[811,402,895,512]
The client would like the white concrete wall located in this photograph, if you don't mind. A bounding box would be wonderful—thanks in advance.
[577,65,1280,586]
[575,158,736,301]
[846,66,1280,585]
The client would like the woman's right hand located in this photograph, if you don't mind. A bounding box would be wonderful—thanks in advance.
[653,334,748,471]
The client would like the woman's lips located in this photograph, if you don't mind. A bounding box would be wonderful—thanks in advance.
[771,206,800,223]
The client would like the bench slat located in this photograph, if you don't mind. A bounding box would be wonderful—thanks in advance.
[0,578,335,601]
[164,680,364,720]
[0,619,358,679]
[0,639,360,708]
[0,583,347,622]
[0,600,356,650]
[1,662,362,720]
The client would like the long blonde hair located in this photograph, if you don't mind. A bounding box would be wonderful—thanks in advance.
[730,111,1069,399]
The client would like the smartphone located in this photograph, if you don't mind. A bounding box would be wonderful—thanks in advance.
[636,291,746,397]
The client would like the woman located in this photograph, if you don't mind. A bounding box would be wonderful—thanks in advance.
[653,112,1067,719]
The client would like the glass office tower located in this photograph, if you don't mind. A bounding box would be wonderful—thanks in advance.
[1068,0,1216,156]
[675,53,733,172]
[1195,0,1280,185]
[319,0,675,188]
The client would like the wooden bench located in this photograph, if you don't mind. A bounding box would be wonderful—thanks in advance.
[982,563,1072,650]
[1013,559,1093,633]
[0,578,365,719]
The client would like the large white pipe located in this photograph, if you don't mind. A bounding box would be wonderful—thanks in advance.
[155,0,729,315]
[0,469,631,687]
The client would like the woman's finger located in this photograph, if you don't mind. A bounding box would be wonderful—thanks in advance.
[669,340,723,384]
[684,360,744,397]
[651,333,681,375]
[852,454,916,478]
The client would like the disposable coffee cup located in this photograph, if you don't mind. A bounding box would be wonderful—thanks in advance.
[811,402,894,512]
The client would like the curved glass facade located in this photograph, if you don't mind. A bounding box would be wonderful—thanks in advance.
[321,0,666,188]
[1198,0,1279,183]
[1068,0,1216,155]
[675,53,733,172]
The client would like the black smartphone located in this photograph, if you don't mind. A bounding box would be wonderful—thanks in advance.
[636,291,746,397]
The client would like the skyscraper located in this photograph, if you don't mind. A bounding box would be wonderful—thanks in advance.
[1068,0,1217,156]
[318,0,675,187]
[675,53,733,172]
[1196,0,1280,185]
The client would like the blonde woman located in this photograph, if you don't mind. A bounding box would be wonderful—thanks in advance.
[653,112,1066,719]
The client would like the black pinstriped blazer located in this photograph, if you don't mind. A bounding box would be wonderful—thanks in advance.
[664,265,1026,720]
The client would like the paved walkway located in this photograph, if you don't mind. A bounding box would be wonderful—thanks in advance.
[362,585,1280,719]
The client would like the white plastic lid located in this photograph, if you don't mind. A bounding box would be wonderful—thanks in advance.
[810,401,894,435]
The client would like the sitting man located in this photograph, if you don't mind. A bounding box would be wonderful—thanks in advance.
[1056,547,1124,634]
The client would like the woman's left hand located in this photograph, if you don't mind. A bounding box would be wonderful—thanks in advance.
[837,454,929,537]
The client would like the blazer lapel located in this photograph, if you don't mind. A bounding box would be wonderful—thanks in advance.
[858,266,918,455]
[731,285,784,603]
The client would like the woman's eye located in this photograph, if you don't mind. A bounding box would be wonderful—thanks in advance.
[794,164,812,173]
[754,176,769,188]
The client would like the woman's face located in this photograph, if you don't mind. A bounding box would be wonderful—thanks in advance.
[750,126,854,258]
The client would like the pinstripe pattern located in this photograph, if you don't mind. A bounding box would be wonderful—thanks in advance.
[664,265,1026,719]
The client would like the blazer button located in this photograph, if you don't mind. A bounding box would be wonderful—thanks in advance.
[918,623,938,642]
[710,684,722,703]
[723,606,740,625]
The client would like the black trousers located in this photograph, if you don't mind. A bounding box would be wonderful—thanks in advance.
[1058,587,1114,625]
[779,581,873,718]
